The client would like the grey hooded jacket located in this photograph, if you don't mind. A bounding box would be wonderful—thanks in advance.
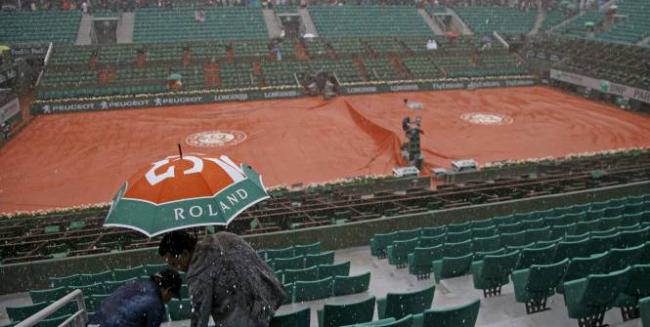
[187,232,285,327]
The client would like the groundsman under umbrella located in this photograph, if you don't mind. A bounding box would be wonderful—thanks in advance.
[104,154,269,237]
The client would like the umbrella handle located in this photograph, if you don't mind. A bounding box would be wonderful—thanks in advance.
[178,143,183,159]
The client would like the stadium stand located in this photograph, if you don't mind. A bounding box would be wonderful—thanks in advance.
[451,5,537,34]
[308,5,433,38]
[132,6,268,43]
[555,10,605,38]
[0,10,81,45]
[596,0,650,44]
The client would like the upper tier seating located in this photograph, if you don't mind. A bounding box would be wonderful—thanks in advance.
[0,10,81,45]
[133,6,268,43]
[596,0,650,44]
[556,10,604,38]
[308,5,433,38]
[452,6,537,34]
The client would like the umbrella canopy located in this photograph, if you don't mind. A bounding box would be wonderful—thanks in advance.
[0,45,10,53]
[105,154,269,237]
[167,73,182,81]
[584,21,595,27]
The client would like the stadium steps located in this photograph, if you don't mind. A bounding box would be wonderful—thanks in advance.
[115,12,135,44]
[262,8,283,39]
[75,13,93,45]
[638,36,650,46]
[417,8,445,35]
[443,7,474,35]
[528,9,546,35]
[298,8,319,37]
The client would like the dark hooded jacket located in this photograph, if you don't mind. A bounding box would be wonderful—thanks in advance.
[88,279,166,327]
[187,232,285,327]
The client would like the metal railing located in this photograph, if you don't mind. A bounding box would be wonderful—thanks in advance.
[15,289,88,327]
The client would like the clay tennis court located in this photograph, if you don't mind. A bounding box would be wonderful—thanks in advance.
[1,86,650,213]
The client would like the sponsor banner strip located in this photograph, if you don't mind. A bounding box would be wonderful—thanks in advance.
[0,98,20,124]
[550,69,650,104]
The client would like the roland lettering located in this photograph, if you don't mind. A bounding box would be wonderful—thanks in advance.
[220,201,230,212]
[227,194,239,206]
[174,208,185,220]
[207,204,219,216]
[236,189,248,200]
[189,206,203,217]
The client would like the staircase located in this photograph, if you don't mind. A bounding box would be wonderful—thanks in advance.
[262,9,283,39]
[444,7,474,35]
[298,8,319,37]
[75,14,93,45]
[529,9,545,35]
[116,12,134,44]
[418,9,444,35]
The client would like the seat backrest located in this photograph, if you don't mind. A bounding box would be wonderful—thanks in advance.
[445,230,472,243]
[526,258,570,291]
[294,242,321,256]
[555,238,590,261]
[623,264,650,298]
[392,238,419,254]
[273,255,305,271]
[412,245,444,263]
[418,234,446,248]
[481,250,520,279]
[113,265,146,281]
[600,244,644,273]
[284,265,319,284]
[397,228,421,241]
[525,226,551,243]
[563,252,606,284]
[517,244,557,269]
[421,226,446,237]
[103,278,137,294]
[443,239,472,257]
[266,245,295,260]
[306,251,335,267]
[446,221,471,233]
[49,274,82,288]
[500,230,527,247]
[422,299,480,327]
[294,277,333,302]
[580,267,631,307]
[6,302,49,322]
[471,225,497,238]
[167,299,192,321]
[497,221,522,234]
[618,226,650,248]
[270,307,310,327]
[333,272,371,296]
[322,296,376,327]
[30,286,68,304]
[384,285,435,320]
[318,261,351,279]
[472,234,501,253]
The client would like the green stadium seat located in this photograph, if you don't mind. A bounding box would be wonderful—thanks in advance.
[472,235,501,254]
[421,226,446,237]
[640,296,650,327]
[575,219,601,235]
[445,230,472,243]
[49,274,82,288]
[317,297,376,327]
[271,307,310,327]
[377,285,435,320]
[145,263,168,274]
[471,219,494,229]
[318,261,351,279]
[617,226,650,248]
[408,245,443,279]
[525,227,551,243]
[411,299,480,327]
[333,272,371,297]
[397,228,421,241]
[512,259,570,314]
[473,248,506,261]
[557,252,607,294]
[273,255,305,271]
[30,286,68,304]
[342,318,395,327]
[564,267,631,327]
[492,215,513,226]
[471,225,497,238]
[6,302,48,322]
[446,221,471,233]
[306,251,335,267]
[497,221,523,234]
[500,230,528,247]
[589,233,621,254]
[471,250,520,297]
[294,242,321,256]
[442,240,473,258]
[614,263,650,321]
[370,232,397,259]
[387,238,419,268]
[600,216,623,230]
[38,314,72,327]
[418,234,446,248]
[294,277,333,302]
[68,283,105,298]
[564,232,590,242]
[432,253,473,283]
[283,283,294,305]
[554,238,591,261]
[266,246,295,260]
[522,218,546,230]
[113,265,146,281]
[516,244,557,270]
[103,278,137,294]
[599,244,644,273]
[283,265,319,284]
[81,270,113,285]
[167,299,192,321]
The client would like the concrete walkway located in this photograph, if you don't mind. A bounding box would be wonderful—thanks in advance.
[75,13,94,45]
[263,9,283,39]
[298,8,319,37]
[418,9,444,36]
[116,12,135,44]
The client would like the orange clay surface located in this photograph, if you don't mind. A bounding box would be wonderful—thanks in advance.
[1,86,650,212]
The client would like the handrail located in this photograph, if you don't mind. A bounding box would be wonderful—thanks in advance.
[15,289,88,327]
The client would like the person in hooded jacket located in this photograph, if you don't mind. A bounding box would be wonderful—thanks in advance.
[158,231,284,327]
[88,269,182,327]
